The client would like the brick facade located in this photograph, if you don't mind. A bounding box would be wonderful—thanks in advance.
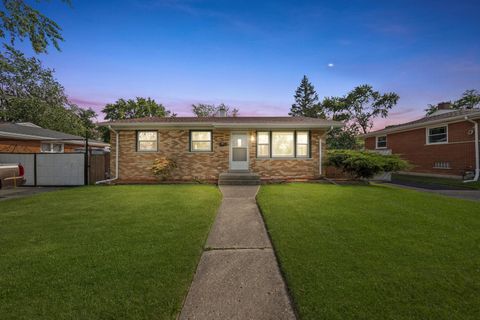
[365,120,479,177]
[111,129,326,182]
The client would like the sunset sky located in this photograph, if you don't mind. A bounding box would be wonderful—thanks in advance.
[19,0,480,129]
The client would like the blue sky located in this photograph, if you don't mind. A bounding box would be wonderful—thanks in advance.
[20,0,480,128]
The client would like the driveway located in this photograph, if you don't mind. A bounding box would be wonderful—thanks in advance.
[384,183,480,201]
[0,187,63,201]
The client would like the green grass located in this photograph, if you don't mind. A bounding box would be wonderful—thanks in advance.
[257,183,480,320]
[392,173,480,190]
[0,185,221,320]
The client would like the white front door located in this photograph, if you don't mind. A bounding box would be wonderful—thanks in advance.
[230,133,249,170]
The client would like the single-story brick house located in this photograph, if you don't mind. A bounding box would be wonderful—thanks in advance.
[101,116,343,183]
[363,104,480,180]
[0,122,109,153]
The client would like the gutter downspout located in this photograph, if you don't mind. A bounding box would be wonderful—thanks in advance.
[464,117,479,182]
[96,126,119,184]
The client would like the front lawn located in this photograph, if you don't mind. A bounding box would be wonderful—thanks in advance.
[257,184,480,320]
[0,185,221,319]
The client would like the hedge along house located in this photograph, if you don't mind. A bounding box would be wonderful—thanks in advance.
[100,116,343,184]
[363,103,480,181]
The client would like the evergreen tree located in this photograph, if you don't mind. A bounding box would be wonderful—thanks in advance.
[289,75,323,118]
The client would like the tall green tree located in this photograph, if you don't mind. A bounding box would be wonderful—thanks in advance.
[425,89,480,115]
[343,85,399,134]
[289,79,399,149]
[102,97,171,121]
[1,0,68,54]
[191,103,239,117]
[289,75,323,117]
[0,46,95,136]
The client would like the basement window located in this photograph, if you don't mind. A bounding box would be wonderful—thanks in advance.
[427,126,448,144]
[434,161,450,169]
[137,131,158,152]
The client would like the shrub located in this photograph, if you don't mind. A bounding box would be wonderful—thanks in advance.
[151,157,177,180]
[326,150,409,179]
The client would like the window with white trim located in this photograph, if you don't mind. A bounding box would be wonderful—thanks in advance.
[376,136,387,149]
[190,131,212,152]
[256,132,270,157]
[41,143,64,153]
[137,131,158,152]
[427,126,447,144]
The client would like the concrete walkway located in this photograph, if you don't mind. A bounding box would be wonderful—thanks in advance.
[179,186,296,320]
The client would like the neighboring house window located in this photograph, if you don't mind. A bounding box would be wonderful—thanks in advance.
[376,136,387,149]
[257,132,270,157]
[137,131,158,152]
[190,130,212,152]
[296,131,309,157]
[272,132,294,157]
[427,126,448,144]
[41,143,64,153]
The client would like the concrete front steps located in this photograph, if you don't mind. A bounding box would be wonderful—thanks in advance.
[218,171,261,185]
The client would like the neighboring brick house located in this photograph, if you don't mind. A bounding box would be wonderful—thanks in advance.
[363,104,480,179]
[101,116,343,183]
[0,122,109,153]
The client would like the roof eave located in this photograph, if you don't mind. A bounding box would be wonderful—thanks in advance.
[0,130,109,147]
[103,122,343,130]
[363,112,480,138]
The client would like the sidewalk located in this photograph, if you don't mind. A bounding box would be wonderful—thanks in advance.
[179,186,296,320]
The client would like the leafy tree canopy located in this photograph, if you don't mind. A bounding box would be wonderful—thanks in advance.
[425,89,480,115]
[0,46,97,137]
[0,0,68,54]
[290,78,399,149]
[342,85,399,135]
[191,103,239,117]
[102,97,172,121]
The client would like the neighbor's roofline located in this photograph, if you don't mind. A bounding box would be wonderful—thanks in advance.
[363,111,480,138]
[101,121,343,129]
[0,130,109,147]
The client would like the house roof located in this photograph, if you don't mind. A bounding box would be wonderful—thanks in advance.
[100,116,343,129]
[363,109,480,137]
[0,122,109,147]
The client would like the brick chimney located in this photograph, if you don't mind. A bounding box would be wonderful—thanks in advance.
[217,105,227,117]
[429,102,453,116]
[437,102,452,110]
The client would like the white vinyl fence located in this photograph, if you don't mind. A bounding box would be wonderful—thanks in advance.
[0,153,85,186]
